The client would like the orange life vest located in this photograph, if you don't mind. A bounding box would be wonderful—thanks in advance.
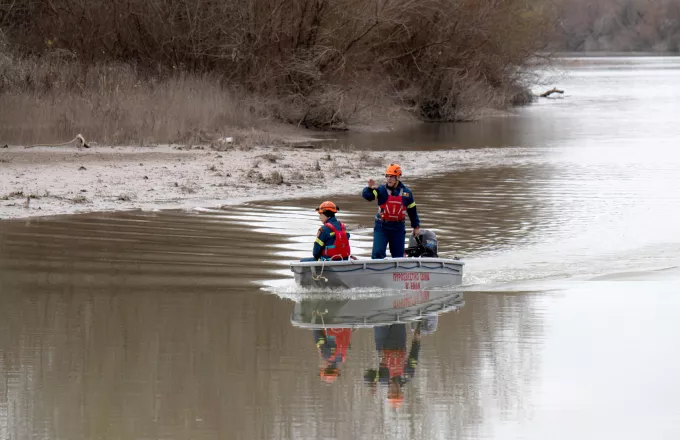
[381,349,407,378]
[320,328,352,362]
[322,222,351,259]
[379,188,406,222]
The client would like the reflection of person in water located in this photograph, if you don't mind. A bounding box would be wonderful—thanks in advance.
[364,323,421,408]
[314,328,352,384]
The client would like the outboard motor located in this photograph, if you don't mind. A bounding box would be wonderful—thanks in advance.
[410,316,439,335]
[405,229,438,257]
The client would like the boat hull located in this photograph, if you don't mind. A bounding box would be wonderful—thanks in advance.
[290,257,464,289]
[291,290,465,329]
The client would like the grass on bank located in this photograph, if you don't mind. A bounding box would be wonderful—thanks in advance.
[0,56,268,146]
[0,54,418,146]
[1,0,556,146]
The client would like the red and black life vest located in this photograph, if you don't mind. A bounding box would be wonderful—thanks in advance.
[320,328,352,362]
[379,188,406,222]
[381,349,407,378]
[322,222,351,259]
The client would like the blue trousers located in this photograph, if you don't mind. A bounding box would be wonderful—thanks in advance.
[372,220,406,259]
[374,324,407,351]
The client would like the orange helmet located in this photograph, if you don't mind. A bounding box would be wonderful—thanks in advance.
[316,201,339,214]
[320,367,340,383]
[387,395,404,409]
[385,163,402,177]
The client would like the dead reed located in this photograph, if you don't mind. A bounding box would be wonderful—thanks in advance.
[0,0,558,144]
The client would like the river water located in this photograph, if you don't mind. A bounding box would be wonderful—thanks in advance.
[1,57,680,439]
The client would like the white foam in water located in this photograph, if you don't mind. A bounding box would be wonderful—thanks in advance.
[259,281,395,301]
[257,276,465,301]
[459,241,680,291]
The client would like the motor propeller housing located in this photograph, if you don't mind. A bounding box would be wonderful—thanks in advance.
[405,229,438,258]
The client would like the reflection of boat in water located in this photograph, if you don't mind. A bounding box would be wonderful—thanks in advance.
[290,257,464,289]
[291,290,465,329]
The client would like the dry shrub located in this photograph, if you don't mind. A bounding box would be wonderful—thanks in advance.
[178,182,198,194]
[289,171,305,181]
[257,153,282,163]
[357,152,384,167]
[0,57,268,144]
[0,0,558,143]
[246,170,264,182]
[232,128,281,150]
[0,191,24,200]
[264,171,284,185]
[270,81,390,129]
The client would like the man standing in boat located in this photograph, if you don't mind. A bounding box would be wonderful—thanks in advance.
[364,322,421,409]
[362,163,420,259]
[300,201,351,262]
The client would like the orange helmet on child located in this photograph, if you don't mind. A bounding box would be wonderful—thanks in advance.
[320,367,340,383]
[385,163,402,177]
[316,201,339,214]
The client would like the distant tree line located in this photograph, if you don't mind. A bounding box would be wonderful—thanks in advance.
[554,0,680,52]
[0,0,556,127]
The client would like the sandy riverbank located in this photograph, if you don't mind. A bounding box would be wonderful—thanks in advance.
[0,137,504,220]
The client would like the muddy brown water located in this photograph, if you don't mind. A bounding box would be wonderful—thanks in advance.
[2,57,680,439]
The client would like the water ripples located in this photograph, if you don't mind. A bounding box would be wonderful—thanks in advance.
[4,140,679,291]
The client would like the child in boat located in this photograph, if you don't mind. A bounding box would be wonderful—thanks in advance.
[314,327,352,384]
[300,201,351,262]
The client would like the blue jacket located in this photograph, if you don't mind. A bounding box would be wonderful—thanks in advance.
[362,181,420,227]
[313,216,350,260]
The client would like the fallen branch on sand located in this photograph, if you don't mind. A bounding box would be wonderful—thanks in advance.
[540,88,564,98]
[25,134,90,149]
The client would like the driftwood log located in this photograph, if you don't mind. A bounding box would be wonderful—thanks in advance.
[540,88,564,98]
[25,134,89,148]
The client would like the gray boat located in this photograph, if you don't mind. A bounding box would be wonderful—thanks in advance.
[290,229,464,289]
[291,290,465,329]
[290,257,464,289]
